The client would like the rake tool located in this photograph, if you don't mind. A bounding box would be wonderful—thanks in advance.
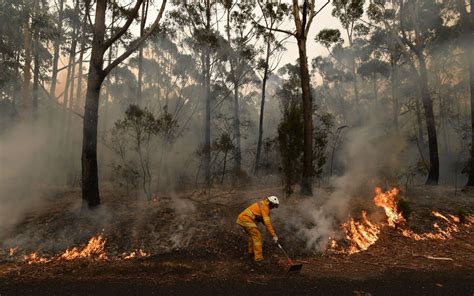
[277,243,303,273]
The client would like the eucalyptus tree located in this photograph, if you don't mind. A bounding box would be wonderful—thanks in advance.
[170,0,227,187]
[254,0,288,175]
[223,0,260,172]
[455,0,474,186]
[331,0,365,112]
[81,0,167,208]
[255,0,330,195]
[369,0,442,185]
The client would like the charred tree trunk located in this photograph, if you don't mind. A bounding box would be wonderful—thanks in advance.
[417,55,439,185]
[297,37,313,195]
[82,0,107,209]
[80,0,166,206]
[255,40,271,175]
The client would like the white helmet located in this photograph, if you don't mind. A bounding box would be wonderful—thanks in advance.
[267,196,279,207]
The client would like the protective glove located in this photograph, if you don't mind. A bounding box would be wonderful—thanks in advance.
[273,236,279,244]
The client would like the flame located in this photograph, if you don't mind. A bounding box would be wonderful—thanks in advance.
[8,247,18,256]
[59,235,108,260]
[401,211,461,241]
[122,249,149,259]
[373,187,404,227]
[18,234,149,264]
[342,211,380,254]
[23,252,51,264]
[330,187,473,255]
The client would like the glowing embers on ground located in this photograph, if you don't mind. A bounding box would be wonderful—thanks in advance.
[401,211,462,241]
[14,234,149,264]
[330,187,473,255]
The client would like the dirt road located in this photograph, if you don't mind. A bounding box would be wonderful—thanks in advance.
[0,268,473,295]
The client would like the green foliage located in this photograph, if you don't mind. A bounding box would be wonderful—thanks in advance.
[316,29,343,48]
[332,0,365,29]
[358,60,390,78]
[278,99,304,195]
[313,112,334,180]
[213,132,234,153]
[108,105,179,199]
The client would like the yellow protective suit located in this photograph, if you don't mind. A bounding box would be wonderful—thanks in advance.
[236,199,277,261]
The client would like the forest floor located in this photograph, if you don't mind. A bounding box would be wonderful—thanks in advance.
[0,184,473,295]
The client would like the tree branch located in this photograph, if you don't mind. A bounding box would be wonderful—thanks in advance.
[254,20,296,36]
[103,0,144,51]
[103,0,167,76]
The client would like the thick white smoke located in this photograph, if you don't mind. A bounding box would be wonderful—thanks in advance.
[287,120,407,250]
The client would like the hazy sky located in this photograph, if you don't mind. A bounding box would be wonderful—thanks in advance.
[128,0,344,68]
[271,1,344,66]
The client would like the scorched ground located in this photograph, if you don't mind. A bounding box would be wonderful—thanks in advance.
[0,185,473,295]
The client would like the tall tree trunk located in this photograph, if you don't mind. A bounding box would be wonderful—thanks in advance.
[59,18,78,150]
[32,0,40,122]
[233,84,241,171]
[221,150,228,184]
[459,0,474,186]
[203,0,212,188]
[468,49,474,186]
[226,7,241,173]
[417,55,439,185]
[415,96,424,148]
[101,10,117,135]
[255,40,271,175]
[75,17,86,111]
[203,51,211,187]
[390,54,399,130]
[136,0,148,106]
[347,34,360,117]
[49,0,64,97]
[65,0,80,167]
[21,17,32,121]
[297,37,313,195]
[82,0,107,209]
[373,72,378,110]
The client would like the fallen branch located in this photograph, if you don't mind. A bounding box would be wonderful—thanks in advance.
[413,254,454,261]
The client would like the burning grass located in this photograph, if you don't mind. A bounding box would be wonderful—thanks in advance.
[330,187,474,255]
[6,235,149,264]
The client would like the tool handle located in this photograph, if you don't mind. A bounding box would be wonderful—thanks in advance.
[277,243,292,262]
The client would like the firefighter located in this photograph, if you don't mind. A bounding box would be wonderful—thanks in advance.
[236,196,279,262]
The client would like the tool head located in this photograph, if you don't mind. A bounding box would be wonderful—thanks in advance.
[288,263,303,273]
